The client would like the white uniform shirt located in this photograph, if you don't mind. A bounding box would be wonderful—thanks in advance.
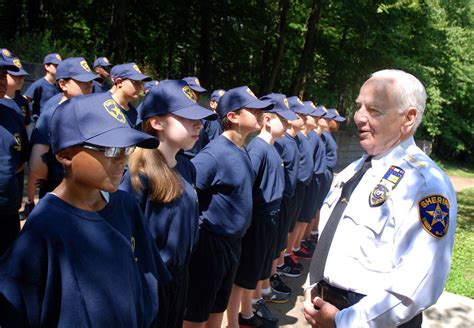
[312,137,457,327]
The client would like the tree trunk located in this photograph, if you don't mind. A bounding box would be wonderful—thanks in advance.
[265,0,290,94]
[1,0,23,40]
[199,0,212,87]
[290,0,323,95]
[109,0,129,63]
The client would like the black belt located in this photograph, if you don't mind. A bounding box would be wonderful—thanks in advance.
[313,281,423,328]
[315,280,366,310]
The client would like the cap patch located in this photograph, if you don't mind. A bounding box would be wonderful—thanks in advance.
[13,133,21,151]
[322,106,328,112]
[103,57,109,63]
[195,78,201,86]
[80,60,91,72]
[13,58,22,68]
[310,102,316,108]
[296,98,304,105]
[56,54,62,60]
[283,98,289,108]
[219,90,225,96]
[419,195,450,239]
[335,110,340,115]
[2,49,12,57]
[182,85,196,102]
[369,165,404,207]
[103,99,126,124]
[246,88,257,99]
[133,64,141,73]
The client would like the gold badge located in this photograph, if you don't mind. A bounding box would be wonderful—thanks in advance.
[13,133,21,151]
[13,58,22,68]
[133,64,142,73]
[182,85,196,102]
[369,166,405,207]
[103,99,126,124]
[246,87,257,99]
[55,54,62,60]
[283,98,289,108]
[2,49,11,57]
[103,57,109,63]
[80,60,91,72]
[218,90,225,96]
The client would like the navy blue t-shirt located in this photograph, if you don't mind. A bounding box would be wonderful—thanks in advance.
[307,130,326,175]
[30,93,63,145]
[120,154,199,268]
[247,137,285,213]
[92,80,111,93]
[321,130,338,169]
[191,135,255,238]
[274,133,300,198]
[183,119,222,158]
[23,77,60,118]
[295,132,314,185]
[0,105,29,212]
[14,92,31,126]
[0,191,167,327]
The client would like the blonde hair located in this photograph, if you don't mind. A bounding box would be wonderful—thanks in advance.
[128,119,183,203]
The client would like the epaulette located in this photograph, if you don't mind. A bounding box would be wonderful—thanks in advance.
[405,154,428,169]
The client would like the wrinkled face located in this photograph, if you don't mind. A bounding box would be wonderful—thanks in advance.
[354,77,406,156]
[60,79,93,97]
[158,114,202,150]
[7,74,24,91]
[0,69,7,97]
[66,146,128,192]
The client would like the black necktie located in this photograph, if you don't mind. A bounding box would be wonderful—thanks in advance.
[309,156,372,284]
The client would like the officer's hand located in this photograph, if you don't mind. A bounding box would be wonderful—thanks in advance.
[304,296,339,328]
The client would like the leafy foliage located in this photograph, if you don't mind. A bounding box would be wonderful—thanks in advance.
[0,0,472,160]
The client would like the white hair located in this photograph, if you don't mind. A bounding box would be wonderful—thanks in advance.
[371,69,427,131]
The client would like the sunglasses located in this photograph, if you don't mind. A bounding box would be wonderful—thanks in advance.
[82,144,136,158]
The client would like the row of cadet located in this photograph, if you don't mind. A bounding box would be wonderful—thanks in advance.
[0,49,345,328]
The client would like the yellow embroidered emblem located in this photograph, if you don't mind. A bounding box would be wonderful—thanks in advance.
[133,64,141,73]
[13,133,21,151]
[182,85,196,102]
[246,88,257,99]
[80,60,91,72]
[296,98,304,105]
[2,49,11,57]
[310,101,316,108]
[283,98,289,108]
[195,78,201,86]
[13,58,22,68]
[218,90,225,96]
[103,57,109,63]
[55,54,62,60]
[103,99,126,124]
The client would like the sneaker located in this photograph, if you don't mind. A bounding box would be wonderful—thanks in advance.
[276,263,301,277]
[293,247,313,260]
[309,233,319,244]
[286,253,304,270]
[263,290,289,304]
[239,313,265,327]
[301,239,316,252]
[270,273,292,295]
[253,299,278,323]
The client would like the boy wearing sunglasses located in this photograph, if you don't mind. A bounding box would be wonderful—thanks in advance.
[0,93,168,327]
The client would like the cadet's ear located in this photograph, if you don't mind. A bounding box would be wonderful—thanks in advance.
[55,147,77,167]
[149,116,165,131]
[226,111,239,124]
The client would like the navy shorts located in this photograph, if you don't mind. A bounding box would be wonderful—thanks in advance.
[274,197,291,258]
[184,228,241,322]
[234,210,279,289]
[298,176,319,223]
[0,210,20,256]
[288,182,306,232]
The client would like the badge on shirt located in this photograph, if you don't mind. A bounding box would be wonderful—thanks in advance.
[419,195,450,239]
[369,166,405,207]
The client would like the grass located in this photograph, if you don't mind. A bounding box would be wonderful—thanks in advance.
[435,160,474,179]
[445,188,474,298]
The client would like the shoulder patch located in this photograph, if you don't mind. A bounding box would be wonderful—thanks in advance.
[418,195,450,239]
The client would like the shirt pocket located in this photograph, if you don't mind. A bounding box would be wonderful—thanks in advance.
[345,201,395,273]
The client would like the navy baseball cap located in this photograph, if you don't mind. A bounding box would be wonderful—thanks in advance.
[140,80,217,121]
[210,89,226,102]
[304,101,326,117]
[7,57,29,76]
[327,108,346,122]
[50,94,159,154]
[183,76,207,93]
[287,96,313,115]
[217,86,273,119]
[111,63,151,81]
[93,57,113,68]
[144,80,159,93]
[56,57,101,82]
[0,48,19,71]
[43,53,62,65]
[260,93,298,121]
